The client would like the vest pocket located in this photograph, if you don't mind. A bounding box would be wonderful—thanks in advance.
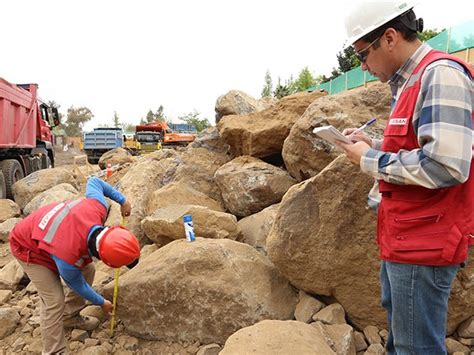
[390,224,467,263]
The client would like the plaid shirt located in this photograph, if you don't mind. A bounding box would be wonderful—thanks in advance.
[360,43,473,208]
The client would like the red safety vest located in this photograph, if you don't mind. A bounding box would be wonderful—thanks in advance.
[9,198,107,272]
[377,50,474,266]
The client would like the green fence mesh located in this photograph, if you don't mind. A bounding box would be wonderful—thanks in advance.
[309,20,473,95]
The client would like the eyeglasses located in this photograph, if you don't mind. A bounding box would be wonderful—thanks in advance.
[354,37,380,63]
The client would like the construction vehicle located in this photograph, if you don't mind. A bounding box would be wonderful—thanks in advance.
[135,122,196,153]
[135,125,163,154]
[123,133,140,155]
[0,78,60,199]
[83,127,123,164]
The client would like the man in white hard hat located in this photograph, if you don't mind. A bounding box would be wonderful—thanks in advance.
[336,2,473,354]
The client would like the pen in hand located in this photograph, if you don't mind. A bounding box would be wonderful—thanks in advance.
[349,117,377,137]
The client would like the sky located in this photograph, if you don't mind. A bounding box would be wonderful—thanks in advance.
[1,0,472,132]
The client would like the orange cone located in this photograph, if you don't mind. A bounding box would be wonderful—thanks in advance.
[106,162,113,178]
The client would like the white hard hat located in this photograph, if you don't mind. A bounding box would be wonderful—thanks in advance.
[344,1,416,45]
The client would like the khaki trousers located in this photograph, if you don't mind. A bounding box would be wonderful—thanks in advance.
[18,260,95,355]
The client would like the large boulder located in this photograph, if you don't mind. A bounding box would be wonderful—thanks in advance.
[189,127,232,155]
[147,181,224,215]
[23,183,79,216]
[267,155,384,329]
[12,168,78,210]
[215,90,261,123]
[283,83,391,181]
[215,156,296,217]
[103,238,297,343]
[0,307,20,339]
[142,205,241,246]
[237,204,279,254]
[220,320,335,355]
[217,90,326,158]
[174,147,232,204]
[0,199,20,223]
[267,154,474,333]
[98,147,135,169]
[0,259,25,291]
[0,218,22,243]
[106,150,181,244]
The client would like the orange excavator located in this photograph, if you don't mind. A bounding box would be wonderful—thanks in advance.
[135,122,196,153]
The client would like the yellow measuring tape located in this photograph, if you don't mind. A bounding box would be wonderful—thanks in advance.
[109,217,126,336]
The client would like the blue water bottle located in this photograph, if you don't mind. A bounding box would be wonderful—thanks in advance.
[183,214,196,242]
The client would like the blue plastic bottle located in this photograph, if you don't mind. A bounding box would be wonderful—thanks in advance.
[183,214,196,242]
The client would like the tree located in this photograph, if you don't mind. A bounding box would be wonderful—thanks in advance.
[419,28,442,42]
[139,117,146,125]
[154,105,166,122]
[261,70,273,98]
[336,46,360,73]
[113,111,121,128]
[146,109,155,123]
[122,122,136,133]
[273,77,292,99]
[178,110,211,132]
[64,106,93,137]
[293,67,316,92]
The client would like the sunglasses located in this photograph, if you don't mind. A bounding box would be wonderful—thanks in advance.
[354,36,381,63]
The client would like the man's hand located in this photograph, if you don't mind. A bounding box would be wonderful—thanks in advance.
[336,141,371,166]
[342,128,372,146]
[120,200,132,217]
[102,299,113,315]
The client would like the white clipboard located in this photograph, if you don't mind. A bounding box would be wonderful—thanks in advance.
[312,125,353,145]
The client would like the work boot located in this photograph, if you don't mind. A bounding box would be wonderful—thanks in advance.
[63,315,100,331]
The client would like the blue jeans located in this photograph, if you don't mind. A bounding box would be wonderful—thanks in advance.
[380,261,460,355]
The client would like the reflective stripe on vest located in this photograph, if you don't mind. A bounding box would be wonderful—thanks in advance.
[42,199,83,243]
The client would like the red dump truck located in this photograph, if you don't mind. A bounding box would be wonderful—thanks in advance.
[0,78,60,199]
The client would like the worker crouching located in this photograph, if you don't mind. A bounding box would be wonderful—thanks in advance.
[9,176,140,354]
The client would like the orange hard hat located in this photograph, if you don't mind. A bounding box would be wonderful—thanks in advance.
[97,226,140,268]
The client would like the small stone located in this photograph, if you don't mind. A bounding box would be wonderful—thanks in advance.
[378,329,388,344]
[12,337,26,352]
[20,307,32,317]
[78,345,108,355]
[445,337,470,354]
[100,342,113,352]
[364,343,385,355]
[197,343,222,355]
[0,290,12,304]
[81,305,107,322]
[26,281,37,294]
[69,341,84,351]
[84,338,100,347]
[295,291,325,323]
[116,335,139,351]
[458,337,474,346]
[457,316,474,338]
[312,303,346,325]
[0,307,20,339]
[354,331,368,352]
[71,329,89,342]
[26,339,43,353]
[33,326,42,337]
[21,323,33,334]
[28,316,41,327]
[363,325,381,345]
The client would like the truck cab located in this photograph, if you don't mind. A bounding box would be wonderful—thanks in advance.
[0,79,60,199]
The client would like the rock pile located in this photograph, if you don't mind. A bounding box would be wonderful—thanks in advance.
[1,85,473,354]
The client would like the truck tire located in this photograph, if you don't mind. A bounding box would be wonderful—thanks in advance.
[0,159,25,200]
[41,154,52,169]
[0,172,6,199]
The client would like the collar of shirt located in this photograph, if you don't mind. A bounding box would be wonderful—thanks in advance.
[388,43,432,101]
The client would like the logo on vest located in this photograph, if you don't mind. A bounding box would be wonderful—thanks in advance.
[38,203,65,230]
[389,118,408,125]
